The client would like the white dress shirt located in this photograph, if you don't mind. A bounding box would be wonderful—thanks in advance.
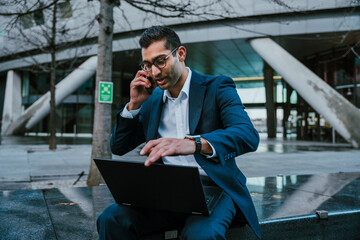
[121,68,216,176]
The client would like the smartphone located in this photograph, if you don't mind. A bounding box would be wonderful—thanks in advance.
[145,76,154,94]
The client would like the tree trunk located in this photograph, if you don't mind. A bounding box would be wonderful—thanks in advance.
[87,0,115,186]
[49,3,57,150]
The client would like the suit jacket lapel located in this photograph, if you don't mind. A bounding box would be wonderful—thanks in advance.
[189,71,206,134]
[147,89,164,140]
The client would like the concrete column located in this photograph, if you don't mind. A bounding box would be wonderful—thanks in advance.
[250,38,360,148]
[282,82,292,139]
[1,70,22,135]
[3,56,97,135]
[263,61,276,138]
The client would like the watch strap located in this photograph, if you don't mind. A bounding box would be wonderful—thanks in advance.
[185,135,202,154]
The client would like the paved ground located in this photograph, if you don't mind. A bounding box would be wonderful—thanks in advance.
[0,134,359,190]
[0,135,359,240]
[0,143,90,190]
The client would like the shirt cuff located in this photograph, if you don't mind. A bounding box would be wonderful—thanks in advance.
[200,140,217,158]
[120,103,141,119]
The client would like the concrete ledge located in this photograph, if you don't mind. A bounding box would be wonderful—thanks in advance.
[226,210,360,240]
[140,210,360,240]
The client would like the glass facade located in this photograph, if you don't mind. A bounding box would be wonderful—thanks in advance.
[22,69,95,136]
[233,47,360,143]
[2,44,357,143]
[296,47,360,142]
[234,78,293,134]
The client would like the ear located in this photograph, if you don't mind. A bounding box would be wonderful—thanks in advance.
[177,46,186,62]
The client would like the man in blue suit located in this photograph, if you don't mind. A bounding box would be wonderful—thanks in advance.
[97,26,261,240]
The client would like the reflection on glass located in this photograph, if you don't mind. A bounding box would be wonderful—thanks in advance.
[247,173,360,221]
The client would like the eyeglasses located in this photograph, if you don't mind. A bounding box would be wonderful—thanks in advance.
[140,47,178,72]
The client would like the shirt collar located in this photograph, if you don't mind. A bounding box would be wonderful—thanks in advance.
[163,67,192,102]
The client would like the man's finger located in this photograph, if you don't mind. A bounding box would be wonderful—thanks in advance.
[144,154,159,166]
[144,147,169,166]
[143,140,173,166]
[144,141,168,159]
[130,78,148,88]
[160,148,176,157]
[140,139,161,155]
[135,70,148,78]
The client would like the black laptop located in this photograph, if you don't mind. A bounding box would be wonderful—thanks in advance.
[94,158,224,216]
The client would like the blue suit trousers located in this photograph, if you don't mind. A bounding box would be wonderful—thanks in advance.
[97,192,236,240]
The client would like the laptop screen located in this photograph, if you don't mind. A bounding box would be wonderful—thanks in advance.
[94,158,215,215]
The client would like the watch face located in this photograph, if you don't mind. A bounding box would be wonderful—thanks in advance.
[187,135,200,138]
[185,135,200,139]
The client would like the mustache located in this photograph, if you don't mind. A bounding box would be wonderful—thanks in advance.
[154,75,165,80]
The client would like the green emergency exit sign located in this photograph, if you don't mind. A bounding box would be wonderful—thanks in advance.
[99,81,113,103]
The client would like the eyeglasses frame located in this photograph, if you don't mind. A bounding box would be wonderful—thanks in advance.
[140,47,179,72]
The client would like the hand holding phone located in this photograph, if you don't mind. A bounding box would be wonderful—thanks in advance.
[128,71,154,110]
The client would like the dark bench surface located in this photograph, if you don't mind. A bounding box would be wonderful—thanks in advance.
[1,172,359,240]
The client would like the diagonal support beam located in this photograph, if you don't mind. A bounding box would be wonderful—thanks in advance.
[250,38,360,148]
[3,56,97,135]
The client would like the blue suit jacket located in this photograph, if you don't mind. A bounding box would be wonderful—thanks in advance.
[110,69,261,239]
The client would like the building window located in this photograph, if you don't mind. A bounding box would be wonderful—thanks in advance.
[33,9,45,25]
[20,14,34,29]
[58,1,73,18]
[19,7,44,29]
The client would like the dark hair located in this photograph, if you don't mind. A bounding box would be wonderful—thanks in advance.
[139,25,181,50]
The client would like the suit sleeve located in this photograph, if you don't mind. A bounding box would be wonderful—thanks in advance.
[110,108,146,156]
[200,76,259,165]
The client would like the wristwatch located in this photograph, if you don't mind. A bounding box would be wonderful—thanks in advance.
[184,135,202,154]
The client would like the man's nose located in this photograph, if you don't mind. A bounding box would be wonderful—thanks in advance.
[151,64,161,77]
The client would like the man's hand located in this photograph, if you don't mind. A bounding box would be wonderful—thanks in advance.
[128,70,154,111]
[140,137,213,166]
[140,138,196,166]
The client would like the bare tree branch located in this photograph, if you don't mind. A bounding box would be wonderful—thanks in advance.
[0,0,59,16]
[122,0,227,18]
[266,0,293,10]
